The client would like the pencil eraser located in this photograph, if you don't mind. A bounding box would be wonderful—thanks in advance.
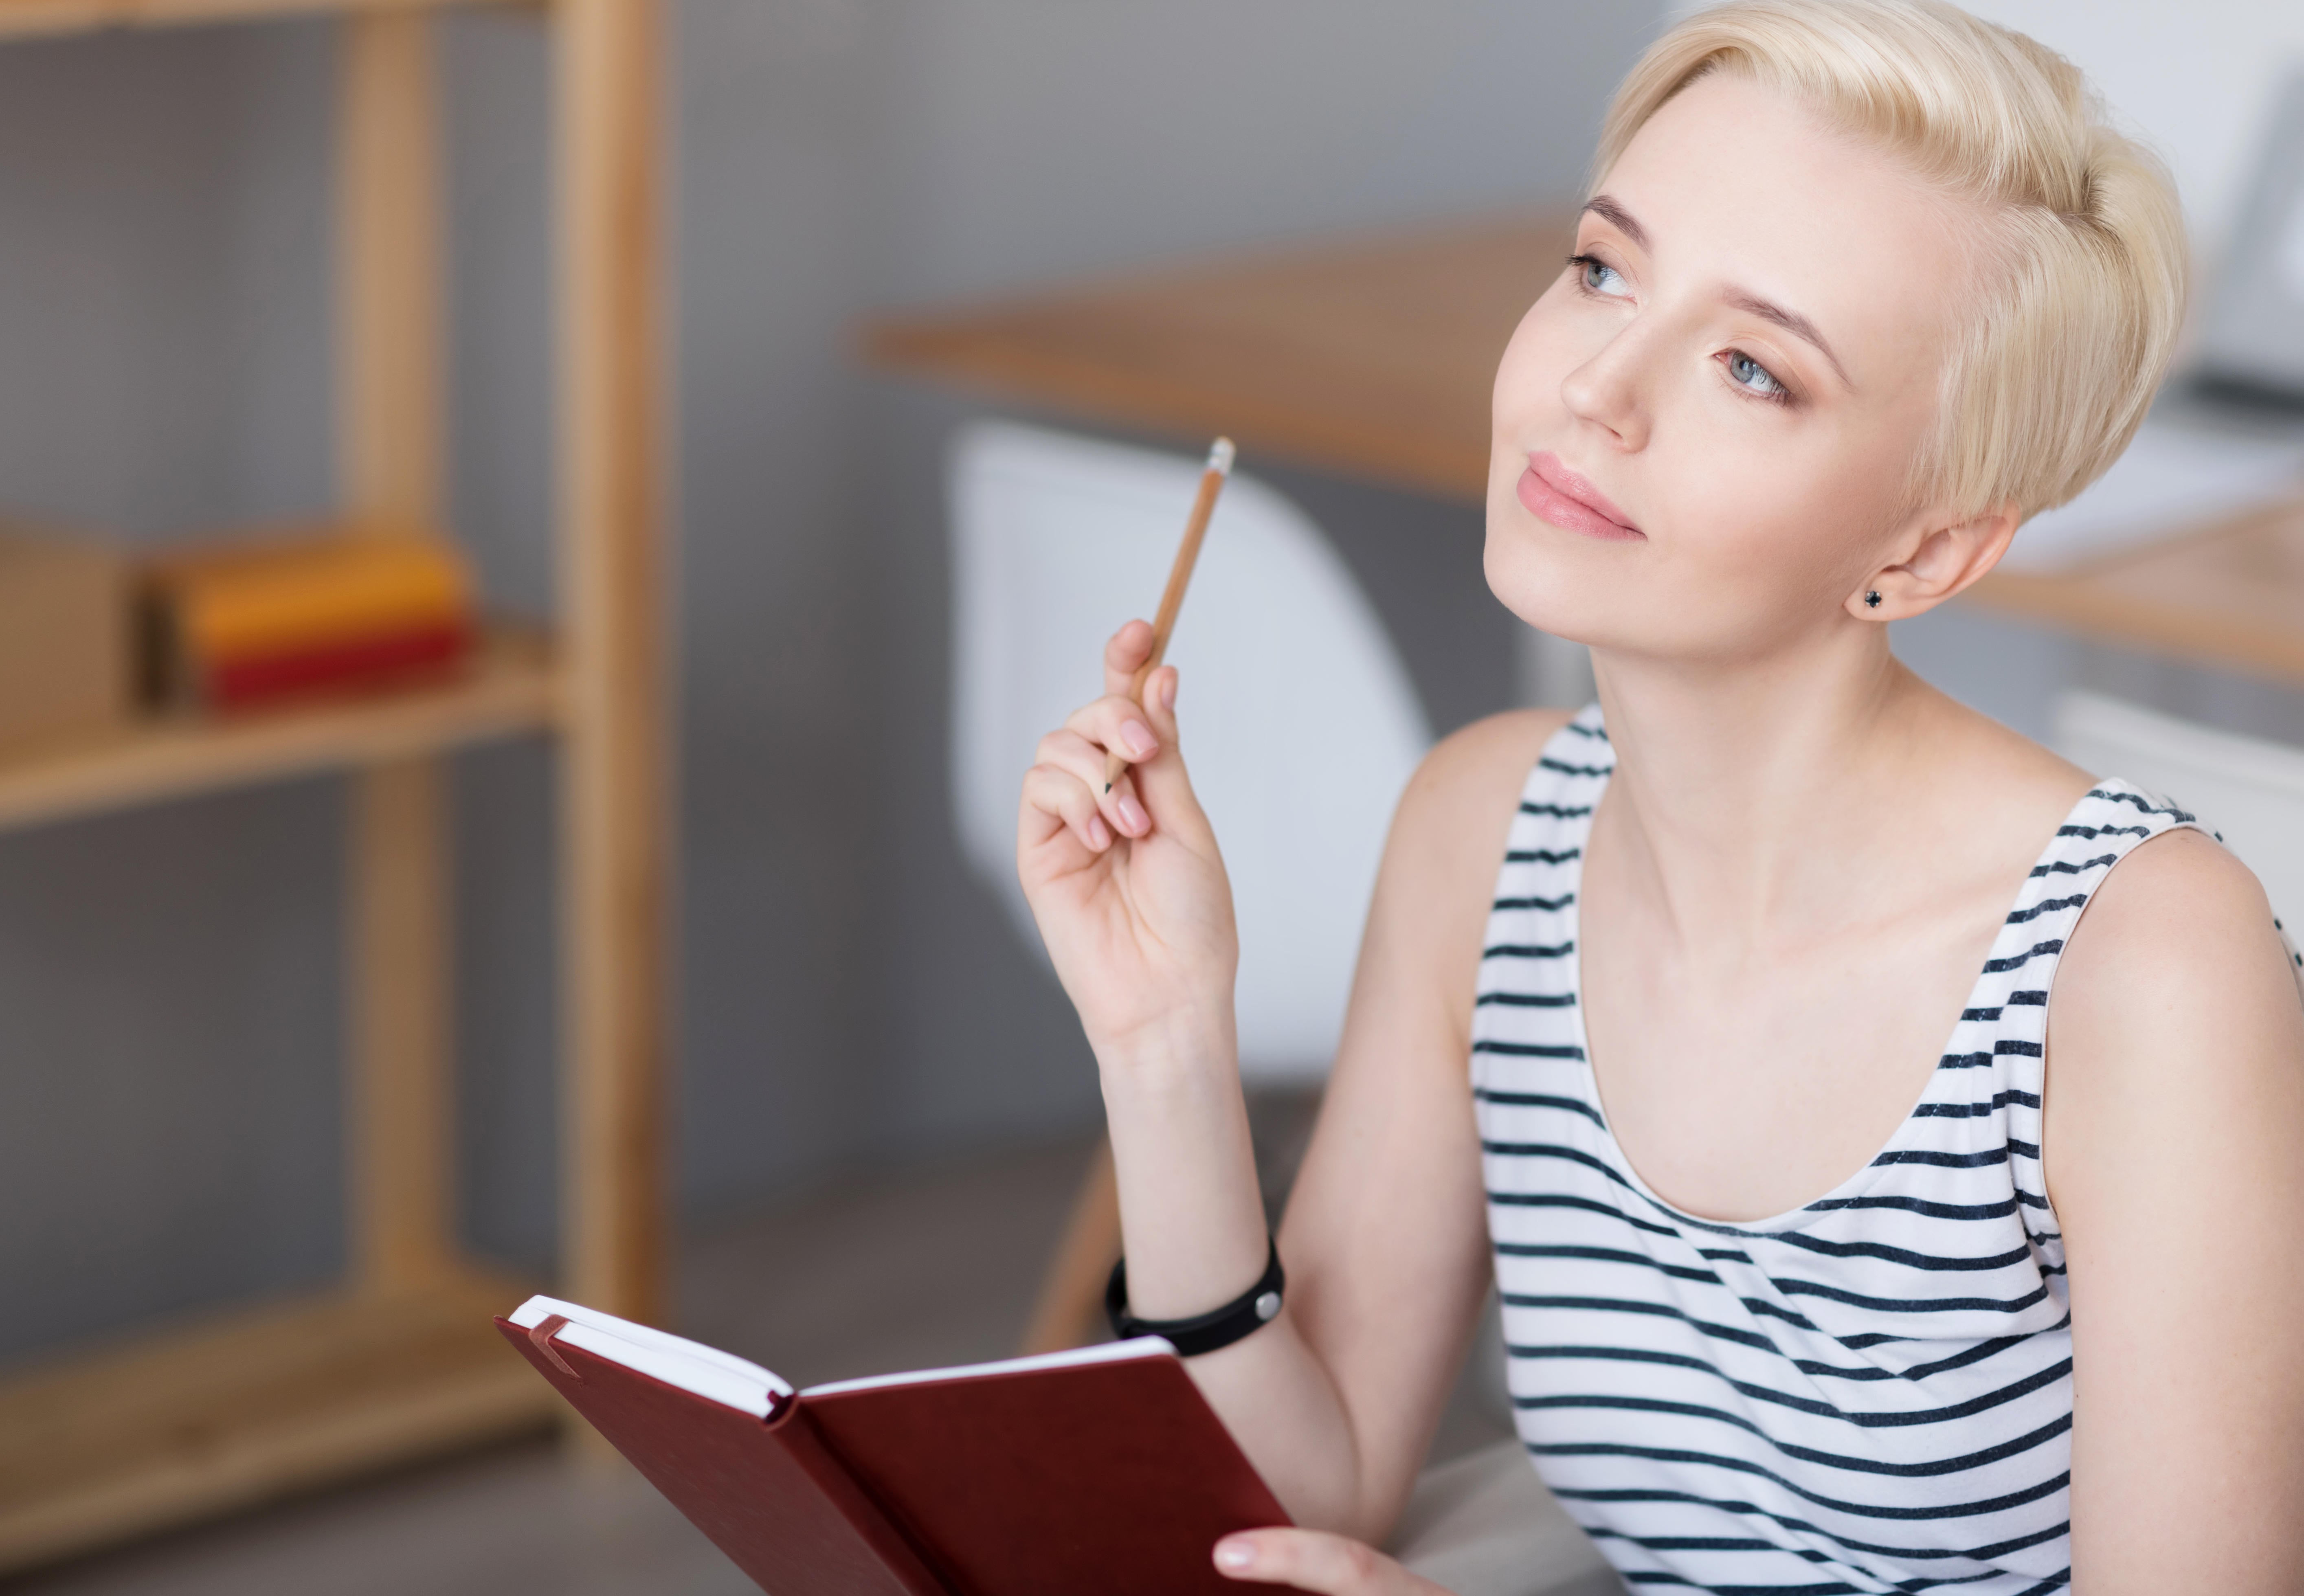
[1208,437,1235,475]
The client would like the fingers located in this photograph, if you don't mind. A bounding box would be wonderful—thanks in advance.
[1035,726,1151,841]
[1020,762,1113,855]
[1212,1529,1445,1594]
[1125,664,1204,820]
[1104,619,1157,699]
[1063,694,1162,790]
[1138,663,1179,743]
[1037,637,1214,854]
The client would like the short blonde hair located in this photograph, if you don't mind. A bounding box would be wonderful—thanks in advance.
[1595,0,2187,522]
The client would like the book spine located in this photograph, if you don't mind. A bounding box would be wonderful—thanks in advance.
[204,620,473,709]
[178,541,472,659]
[774,1404,958,1596]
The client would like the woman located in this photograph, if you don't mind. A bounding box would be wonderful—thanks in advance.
[1015,3,2304,1591]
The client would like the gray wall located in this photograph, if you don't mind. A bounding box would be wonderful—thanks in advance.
[0,0,1663,1361]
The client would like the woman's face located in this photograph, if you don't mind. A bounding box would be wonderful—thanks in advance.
[1487,72,1981,664]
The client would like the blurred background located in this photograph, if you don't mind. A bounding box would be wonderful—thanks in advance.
[1,0,2302,1591]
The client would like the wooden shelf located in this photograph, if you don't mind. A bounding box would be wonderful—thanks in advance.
[863,213,1572,505]
[0,0,516,43]
[0,626,560,837]
[1964,495,2304,684]
[0,1265,556,1573]
[0,0,663,1561]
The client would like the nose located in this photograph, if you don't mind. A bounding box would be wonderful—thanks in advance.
[1558,319,1652,453]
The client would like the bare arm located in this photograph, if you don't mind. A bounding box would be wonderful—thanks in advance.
[1181,706,1556,1535]
[2047,829,2304,1592]
[1016,621,1556,1538]
[1239,708,1559,1530]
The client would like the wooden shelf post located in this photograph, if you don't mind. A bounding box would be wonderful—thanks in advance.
[340,7,454,1296]
[557,0,668,1334]
[340,7,441,529]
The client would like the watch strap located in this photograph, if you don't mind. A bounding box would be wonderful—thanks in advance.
[1104,1235,1285,1357]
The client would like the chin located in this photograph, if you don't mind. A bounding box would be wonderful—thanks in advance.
[1482,524,1603,643]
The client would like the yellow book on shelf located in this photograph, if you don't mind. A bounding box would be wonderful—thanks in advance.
[149,530,475,661]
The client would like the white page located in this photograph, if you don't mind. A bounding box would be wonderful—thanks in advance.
[1999,421,2304,573]
[509,1294,794,1418]
[801,1336,1177,1398]
[509,1295,1177,1416]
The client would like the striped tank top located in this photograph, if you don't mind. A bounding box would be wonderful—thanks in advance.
[1474,705,2202,1595]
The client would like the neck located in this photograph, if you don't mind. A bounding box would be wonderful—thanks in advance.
[1586,622,1947,948]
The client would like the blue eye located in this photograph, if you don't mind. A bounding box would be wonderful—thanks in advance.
[1726,350,1786,400]
[1570,253,1629,297]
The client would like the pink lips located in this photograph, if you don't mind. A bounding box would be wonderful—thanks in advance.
[1517,452,1643,541]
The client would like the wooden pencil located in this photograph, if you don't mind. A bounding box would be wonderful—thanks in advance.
[1105,436,1234,792]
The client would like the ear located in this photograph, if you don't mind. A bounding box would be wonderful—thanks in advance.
[1846,501,2021,621]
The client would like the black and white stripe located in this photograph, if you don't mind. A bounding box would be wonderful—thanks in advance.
[1474,705,2204,1594]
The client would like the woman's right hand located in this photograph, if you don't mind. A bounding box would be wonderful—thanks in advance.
[1017,619,1239,1063]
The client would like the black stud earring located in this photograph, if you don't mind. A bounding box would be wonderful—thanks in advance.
[1863,590,1882,610]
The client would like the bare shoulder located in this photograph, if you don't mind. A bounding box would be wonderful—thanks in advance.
[2058,827,2294,1010]
[1389,708,1570,879]
[2048,828,2304,1194]
[1357,709,1569,997]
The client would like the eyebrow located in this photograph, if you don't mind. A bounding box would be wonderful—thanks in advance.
[1579,193,1855,392]
[1722,287,1853,391]
[1581,194,1648,251]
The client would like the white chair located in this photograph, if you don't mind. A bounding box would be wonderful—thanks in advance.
[950,420,1433,1080]
[2054,690,2304,936]
[948,420,1433,1347]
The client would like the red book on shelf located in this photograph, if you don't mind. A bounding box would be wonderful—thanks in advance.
[496,1295,1291,1596]
[205,619,474,709]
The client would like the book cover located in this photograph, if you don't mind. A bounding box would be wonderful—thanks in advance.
[138,528,478,708]
[204,619,473,709]
[497,1295,1290,1596]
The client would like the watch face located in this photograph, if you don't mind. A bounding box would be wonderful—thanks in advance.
[2201,70,2304,401]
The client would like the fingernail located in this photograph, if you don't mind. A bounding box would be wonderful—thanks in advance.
[1117,795,1148,834]
[1122,721,1158,759]
[1087,815,1110,849]
[1215,1539,1254,1572]
[1160,673,1177,712]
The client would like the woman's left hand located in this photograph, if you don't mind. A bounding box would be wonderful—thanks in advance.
[1214,1530,1454,1594]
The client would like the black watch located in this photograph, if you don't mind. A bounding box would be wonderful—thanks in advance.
[1105,1235,1285,1357]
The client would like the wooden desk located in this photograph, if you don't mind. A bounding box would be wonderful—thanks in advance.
[868,216,2304,688]
[865,215,1570,505]
[1967,496,2304,685]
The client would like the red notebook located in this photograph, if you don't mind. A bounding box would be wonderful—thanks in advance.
[206,619,472,708]
[497,1295,1291,1595]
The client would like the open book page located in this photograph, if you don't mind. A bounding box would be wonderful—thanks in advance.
[509,1293,1177,1413]
[803,1335,1177,1396]
[508,1295,795,1418]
